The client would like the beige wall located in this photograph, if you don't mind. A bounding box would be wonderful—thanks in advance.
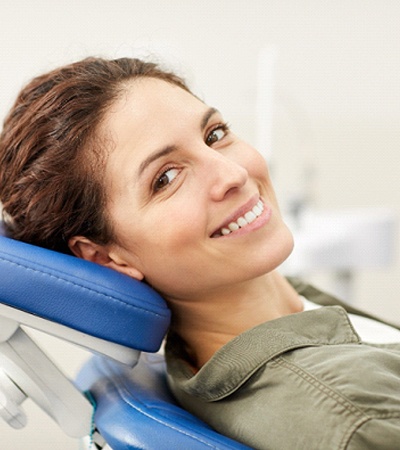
[0,1,399,448]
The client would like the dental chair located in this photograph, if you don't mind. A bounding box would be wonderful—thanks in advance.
[0,225,251,449]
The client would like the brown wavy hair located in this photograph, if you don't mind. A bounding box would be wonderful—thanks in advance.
[0,57,190,254]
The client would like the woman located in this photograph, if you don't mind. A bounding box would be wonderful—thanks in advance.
[1,57,400,449]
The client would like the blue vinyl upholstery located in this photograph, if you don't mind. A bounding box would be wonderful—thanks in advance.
[78,353,252,450]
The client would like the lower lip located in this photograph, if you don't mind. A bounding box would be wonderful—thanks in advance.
[215,203,272,239]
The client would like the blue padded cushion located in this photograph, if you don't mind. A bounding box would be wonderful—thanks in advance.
[77,354,252,450]
[0,233,170,352]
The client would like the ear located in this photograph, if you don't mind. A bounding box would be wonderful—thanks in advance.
[68,236,145,281]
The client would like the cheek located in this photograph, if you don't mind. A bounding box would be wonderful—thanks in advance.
[134,211,208,294]
[141,203,206,254]
[254,154,270,179]
[239,146,270,181]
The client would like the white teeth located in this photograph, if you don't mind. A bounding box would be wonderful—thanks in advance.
[237,217,248,227]
[253,205,262,216]
[244,211,257,223]
[228,222,240,231]
[216,199,265,237]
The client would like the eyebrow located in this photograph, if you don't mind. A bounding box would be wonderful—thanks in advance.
[138,107,219,176]
[200,107,219,130]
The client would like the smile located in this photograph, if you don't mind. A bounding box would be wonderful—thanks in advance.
[211,199,265,238]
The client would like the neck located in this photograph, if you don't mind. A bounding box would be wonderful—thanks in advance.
[166,271,303,369]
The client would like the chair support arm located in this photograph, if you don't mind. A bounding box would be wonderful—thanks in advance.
[0,316,93,438]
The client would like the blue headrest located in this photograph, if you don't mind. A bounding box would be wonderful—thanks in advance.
[0,229,170,352]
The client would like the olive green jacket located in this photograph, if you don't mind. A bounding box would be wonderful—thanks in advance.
[165,278,400,450]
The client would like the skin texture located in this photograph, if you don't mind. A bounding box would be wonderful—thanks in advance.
[69,78,302,368]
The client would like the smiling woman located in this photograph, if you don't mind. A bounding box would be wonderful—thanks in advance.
[1,56,400,450]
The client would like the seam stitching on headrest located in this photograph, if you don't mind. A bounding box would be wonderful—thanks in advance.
[0,256,167,319]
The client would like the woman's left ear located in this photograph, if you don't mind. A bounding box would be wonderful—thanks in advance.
[68,236,145,281]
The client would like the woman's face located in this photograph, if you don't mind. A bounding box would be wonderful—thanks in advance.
[100,78,294,300]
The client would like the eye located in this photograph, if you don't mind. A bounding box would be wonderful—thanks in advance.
[206,123,229,146]
[153,167,180,192]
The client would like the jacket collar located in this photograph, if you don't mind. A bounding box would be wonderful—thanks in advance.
[166,306,361,401]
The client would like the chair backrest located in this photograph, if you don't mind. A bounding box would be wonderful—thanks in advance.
[0,226,169,437]
[77,353,252,449]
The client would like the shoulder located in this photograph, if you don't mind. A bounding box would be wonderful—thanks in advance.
[287,276,400,331]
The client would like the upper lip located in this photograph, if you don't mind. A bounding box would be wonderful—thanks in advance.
[210,194,262,237]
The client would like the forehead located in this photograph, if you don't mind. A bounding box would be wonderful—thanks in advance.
[107,78,201,127]
[101,78,205,150]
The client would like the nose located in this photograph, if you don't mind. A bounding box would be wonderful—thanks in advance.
[204,150,249,201]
